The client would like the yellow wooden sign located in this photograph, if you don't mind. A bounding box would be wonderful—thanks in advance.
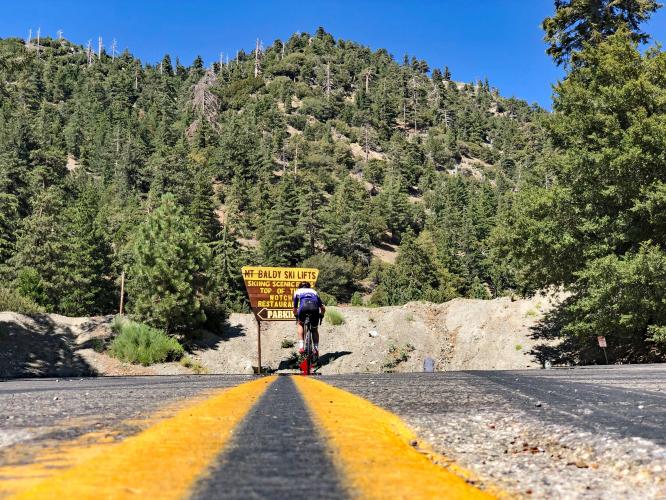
[241,266,320,321]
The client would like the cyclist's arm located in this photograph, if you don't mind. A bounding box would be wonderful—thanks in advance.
[293,293,299,318]
[317,295,326,316]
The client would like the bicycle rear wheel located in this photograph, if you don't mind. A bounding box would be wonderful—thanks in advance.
[303,316,314,375]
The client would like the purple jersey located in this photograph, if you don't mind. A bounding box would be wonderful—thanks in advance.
[293,287,323,313]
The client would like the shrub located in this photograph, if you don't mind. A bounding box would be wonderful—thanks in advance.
[382,343,416,371]
[109,317,184,366]
[326,309,345,326]
[350,292,364,306]
[180,356,208,374]
[0,288,44,314]
[319,291,338,306]
[299,97,338,121]
[281,338,295,348]
[525,308,538,318]
[287,114,307,131]
[91,338,105,353]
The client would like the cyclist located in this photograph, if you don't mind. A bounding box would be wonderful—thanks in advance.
[293,281,325,356]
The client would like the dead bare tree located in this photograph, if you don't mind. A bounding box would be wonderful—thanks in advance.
[56,29,63,40]
[36,27,40,56]
[364,68,373,93]
[254,38,261,78]
[412,76,418,133]
[98,36,103,59]
[86,40,93,66]
[187,69,220,139]
[111,39,117,60]
[325,63,331,99]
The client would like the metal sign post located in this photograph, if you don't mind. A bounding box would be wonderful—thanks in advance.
[257,320,262,374]
[597,336,608,364]
[241,266,319,374]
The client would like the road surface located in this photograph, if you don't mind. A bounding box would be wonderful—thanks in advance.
[1,365,665,498]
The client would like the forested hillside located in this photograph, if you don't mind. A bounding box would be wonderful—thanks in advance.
[2,0,665,363]
[0,28,545,325]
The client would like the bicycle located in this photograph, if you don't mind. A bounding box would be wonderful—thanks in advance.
[299,314,318,375]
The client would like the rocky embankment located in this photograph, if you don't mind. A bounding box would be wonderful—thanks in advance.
[0,294,558,378]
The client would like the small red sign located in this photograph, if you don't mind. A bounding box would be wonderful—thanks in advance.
[597,336,607,348]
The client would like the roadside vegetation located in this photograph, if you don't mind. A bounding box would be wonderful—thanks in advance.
[180,356,208,374]
[382,343,416,371]
[0,288,44,315]
[326,309,345,326]
[109,317,184,366]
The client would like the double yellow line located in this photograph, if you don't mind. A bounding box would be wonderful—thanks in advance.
[2,377,500,499]
[295,377,497,499]
[2,378,272,499]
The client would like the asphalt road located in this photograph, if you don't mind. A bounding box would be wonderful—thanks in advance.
[1,365,665,498]
[326,365,666,446]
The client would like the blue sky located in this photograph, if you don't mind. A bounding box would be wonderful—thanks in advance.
[3,1,666,109]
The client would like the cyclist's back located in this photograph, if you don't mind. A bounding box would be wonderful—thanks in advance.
[293,281,325,355]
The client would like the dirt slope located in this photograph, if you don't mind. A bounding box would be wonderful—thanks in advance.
[0,295,557,378]
[193,294,556,374]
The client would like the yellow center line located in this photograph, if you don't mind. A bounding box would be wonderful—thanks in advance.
[6,376,276,500]
[294,376,504,499]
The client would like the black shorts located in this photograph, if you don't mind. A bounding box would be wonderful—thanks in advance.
[297,310,320,326]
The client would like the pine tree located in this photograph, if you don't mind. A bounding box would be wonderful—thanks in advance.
[58,182,113,315]
[128,194,211,332]
[0,193,18,267]
[259,175,304,265]
[503,29,666,354]
[374,173,410,241]
[322,176,373,264]
[10,187,68,310]
[543,0,660,66]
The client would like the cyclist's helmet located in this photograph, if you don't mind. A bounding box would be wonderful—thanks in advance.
[298,281,311,288]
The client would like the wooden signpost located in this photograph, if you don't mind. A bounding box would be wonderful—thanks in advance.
[241,266,319,373]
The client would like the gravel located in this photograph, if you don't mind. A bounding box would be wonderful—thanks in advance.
[324,367,666,499]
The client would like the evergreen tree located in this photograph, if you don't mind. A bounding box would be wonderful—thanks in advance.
[502,29,666,354]
[543,0,660,66]
[10,187,68,311]
[259,175,304,265]
[322,176,374,264]
[374,173,411,241]
[58,182,113,315]
[128,194,211,331]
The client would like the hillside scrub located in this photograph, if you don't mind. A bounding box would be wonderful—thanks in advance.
[109,317,184,366]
